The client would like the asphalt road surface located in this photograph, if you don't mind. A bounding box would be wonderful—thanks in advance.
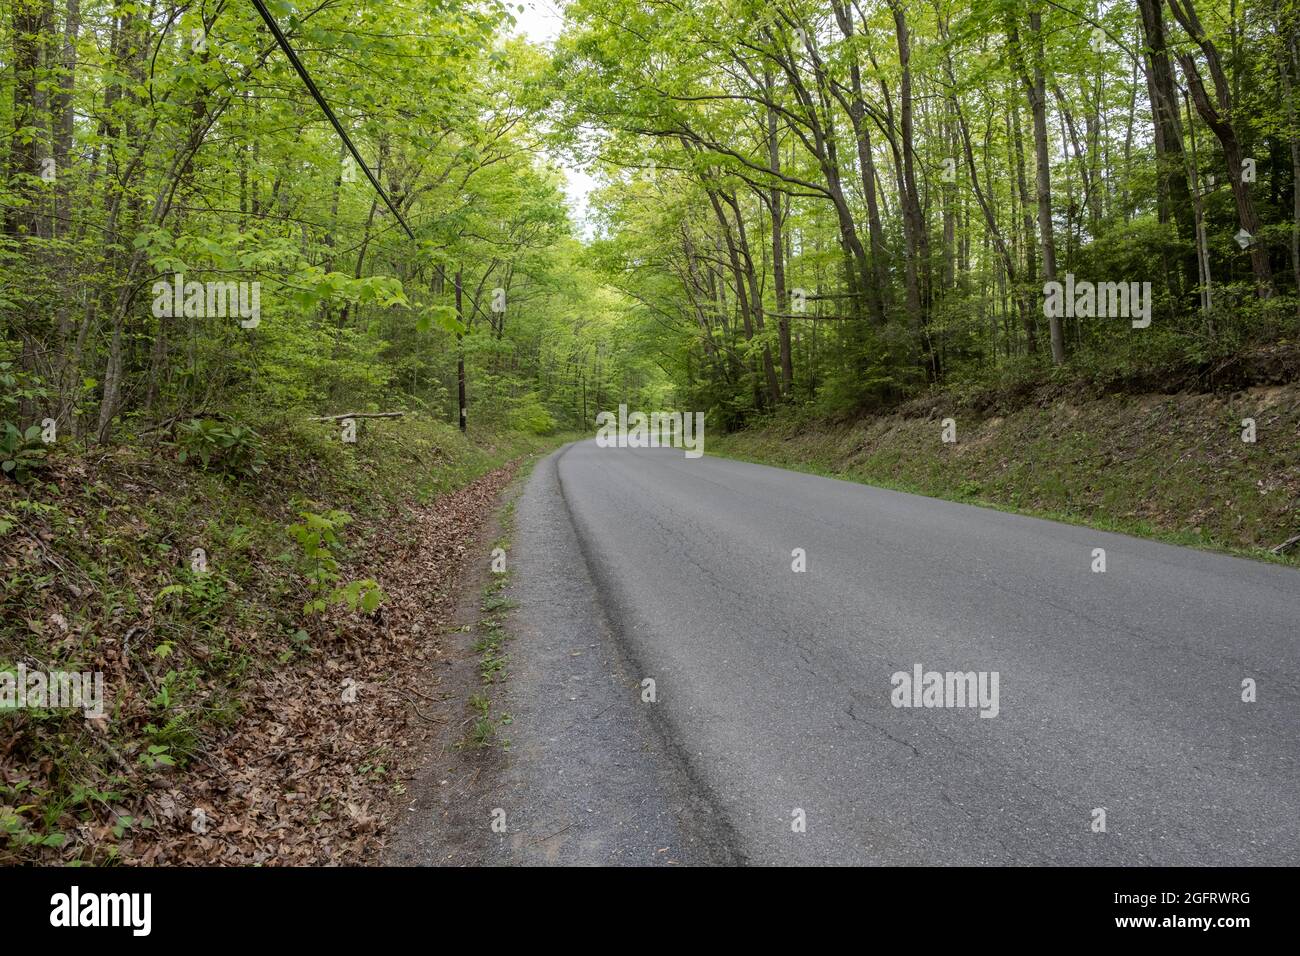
[486,439,1299,865]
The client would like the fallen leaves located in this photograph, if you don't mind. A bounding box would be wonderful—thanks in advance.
[1,443,522,866]
[158,463,519,865]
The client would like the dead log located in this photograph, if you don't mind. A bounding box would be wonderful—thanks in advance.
[308,412,405,422]
[1270,533,1300,555]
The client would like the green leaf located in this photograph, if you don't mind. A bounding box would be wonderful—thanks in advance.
[360,587,384,613]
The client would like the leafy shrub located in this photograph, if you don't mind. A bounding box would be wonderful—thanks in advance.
[0,363,49,483]
[175,418,266,478]
[506,393,557,435]
[285,508,385,617]
[154,570,228,628]
[0,422,47,483]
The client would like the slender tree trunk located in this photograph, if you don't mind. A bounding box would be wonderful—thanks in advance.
[723,192,781,406]
[831,0,889,324]
[1138,0,1198,291]
[890,0,930,370]
[1011,96,1039,354]
[1284,23,1300,302]
[1184,91,1214,320]
[1166,0,1274,298]
[456,268,467,432]
[1012,9,1066,365]
[767,97,794,395]
[704,186,763,406]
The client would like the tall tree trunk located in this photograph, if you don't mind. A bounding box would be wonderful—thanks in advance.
[1166,0,1274,298]
[766,96,794,396]
[890,0,930,371]
[1283,16,1300,302]
[1137,0,1198,292]
[1011,96,1039,354]
[766,25,873,323]
[51,0,82,427]
[1184,91,1215,319]
[1012,9,1066,365]
[721,191,782,406]
[938,19,1027,353]
[7,0,48,422]
[456,268,467,432]
[830,0,889,324]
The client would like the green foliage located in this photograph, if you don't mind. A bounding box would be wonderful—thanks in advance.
[1,0,616,444]
[175,419,266,479]
[0,363,49,483]
[138,746,176,770]
[0,407,557,862]
[506,393,558,435]
[553,0,1300,422]
[0,422,47,484]
[154,570,228,628]
[286,508,386,618]
[2,803,67,850]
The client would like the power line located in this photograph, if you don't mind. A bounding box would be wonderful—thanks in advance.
[248,0,415,241]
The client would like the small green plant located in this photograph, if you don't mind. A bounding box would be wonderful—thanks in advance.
[457,694,511,751]
[473,619,507,653]
[137,745,175,770]
[0,422,48,483]
[480,652,508,683]
[175,418,266,478]
[69,783,125,812]
[481,593,517,613]
[1,808,66,850]
[286,508,386,617]
[154,570,228,624]
[0,363,50,483]
[465,716,496,747]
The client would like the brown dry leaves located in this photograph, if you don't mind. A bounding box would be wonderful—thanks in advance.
[140,462,519,865]
[1,452,519,866]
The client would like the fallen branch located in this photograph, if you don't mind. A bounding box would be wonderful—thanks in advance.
[1270,533,1300,555]
[139,409,223,434]
[308,411,405,422]
[401,693,443,723]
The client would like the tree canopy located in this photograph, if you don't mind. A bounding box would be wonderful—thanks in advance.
[3,0,1299,441]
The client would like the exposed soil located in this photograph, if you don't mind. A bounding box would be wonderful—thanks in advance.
[379,473,522,866]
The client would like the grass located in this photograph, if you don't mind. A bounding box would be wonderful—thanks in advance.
[708,387,1300,567]
[452,456,545,752]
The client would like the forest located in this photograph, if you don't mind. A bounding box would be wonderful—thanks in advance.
[3,0,1298,452]
[1,0,666,459]
[2,0,1299,870]
[557,0,1299,424]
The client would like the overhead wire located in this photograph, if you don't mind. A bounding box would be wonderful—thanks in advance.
[248,0,416,241]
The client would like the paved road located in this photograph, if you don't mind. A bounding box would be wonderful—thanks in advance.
[491,439,1300,865]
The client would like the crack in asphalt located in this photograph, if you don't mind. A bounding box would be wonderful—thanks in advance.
[466,440,1300,865]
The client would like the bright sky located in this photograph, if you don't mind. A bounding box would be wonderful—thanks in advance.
[511,0,598,237]
[513,0,566,42]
